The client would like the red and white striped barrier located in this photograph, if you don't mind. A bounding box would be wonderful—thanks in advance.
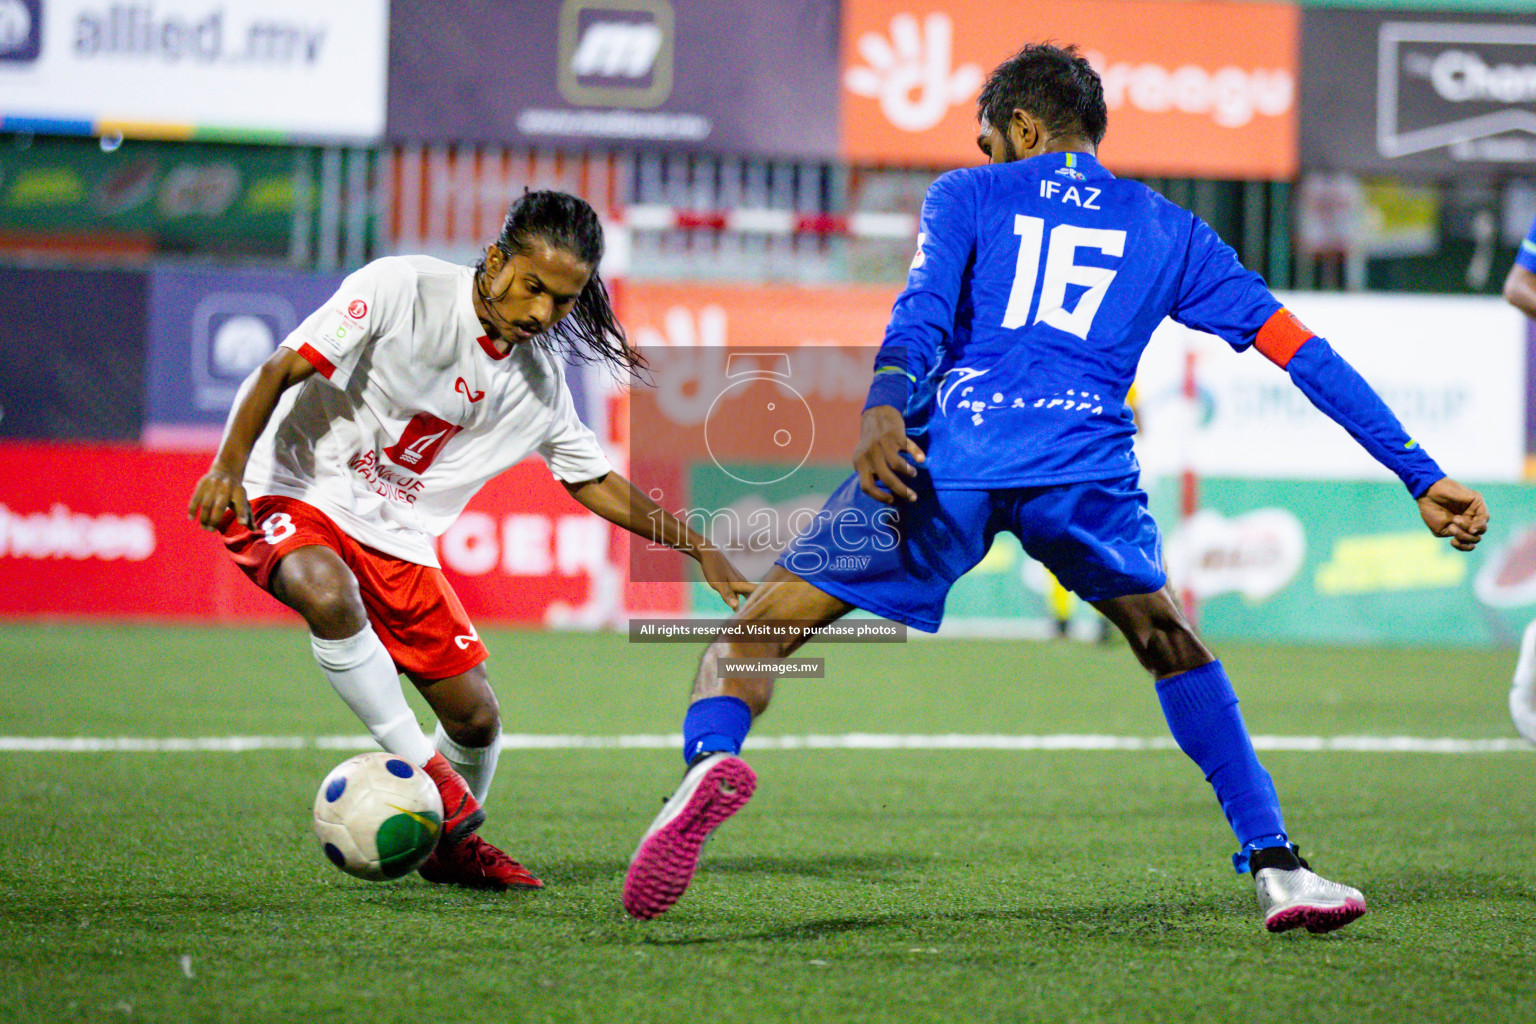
[615,205,917,239]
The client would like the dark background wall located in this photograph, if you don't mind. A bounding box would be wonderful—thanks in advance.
[0,267,147,440]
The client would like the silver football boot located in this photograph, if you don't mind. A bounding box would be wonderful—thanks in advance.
[1255,865,1367,933]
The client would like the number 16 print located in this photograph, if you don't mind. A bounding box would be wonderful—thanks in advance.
[1002,216,1126,339]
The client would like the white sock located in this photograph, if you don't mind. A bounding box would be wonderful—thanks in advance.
[310,628,435,766]
[1511,619,1536,744]
[434,721,500,805]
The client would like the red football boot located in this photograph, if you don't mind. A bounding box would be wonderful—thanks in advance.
[421,752,486,845]
[418,834,544,890]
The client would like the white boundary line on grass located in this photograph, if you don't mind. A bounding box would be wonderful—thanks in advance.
[0,733,1529,754]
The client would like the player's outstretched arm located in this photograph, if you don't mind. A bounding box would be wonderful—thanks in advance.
[187,347,317,531]
[560,471,756,610]
[852,405,926,504]
[1417,477,1490,552]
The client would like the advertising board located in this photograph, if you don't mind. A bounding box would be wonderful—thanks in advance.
[1170,477,1536,648]
[0,0,388,141]
[1134,292,1527,484]
[0,442,660,624]
[841,0,1299,177]
[387,0,840,158]
[1300,9,1536,173]
[143,266,344,448]
[0,266,146,441]
[0,136,297,244]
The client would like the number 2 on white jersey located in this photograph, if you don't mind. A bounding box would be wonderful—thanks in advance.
[1001,215,1126,339]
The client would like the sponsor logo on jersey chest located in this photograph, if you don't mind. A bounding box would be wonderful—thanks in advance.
[383,413,462,473]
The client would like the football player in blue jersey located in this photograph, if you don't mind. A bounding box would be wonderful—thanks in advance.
[623,44,1490,932]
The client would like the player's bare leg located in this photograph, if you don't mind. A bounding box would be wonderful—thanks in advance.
[269,546,486,846]
[1094,584,1366,934]
[624,565,853,920]
[408,665,542,890]
[1091,583,1212,678]
[410,664,502,800]
[687,565,856,711]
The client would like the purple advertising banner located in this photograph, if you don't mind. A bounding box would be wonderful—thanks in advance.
[144,267,344,448]
[0,267,147,441]
[386,0,841,159]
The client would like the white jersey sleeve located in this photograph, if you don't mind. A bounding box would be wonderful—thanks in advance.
[282,260,413,390]
[537,377,613,483]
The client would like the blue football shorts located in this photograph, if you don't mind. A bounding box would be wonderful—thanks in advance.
[775,469,1166,632]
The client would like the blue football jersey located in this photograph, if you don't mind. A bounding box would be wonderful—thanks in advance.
[874,151,1282,488]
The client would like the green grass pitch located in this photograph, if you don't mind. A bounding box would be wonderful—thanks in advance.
[1,623,1532,1024]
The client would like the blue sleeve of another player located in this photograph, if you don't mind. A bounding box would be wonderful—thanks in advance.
[1518,213,1536,273]
[864,172,977,412]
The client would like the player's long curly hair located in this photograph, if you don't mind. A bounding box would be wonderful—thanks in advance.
[978,43,1108,150]
[478,190,646,374]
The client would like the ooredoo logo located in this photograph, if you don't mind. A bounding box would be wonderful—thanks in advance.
[0,0,41,63]
[844,13,983,132]
[1089,51,1294,129]
[347,299,368,319]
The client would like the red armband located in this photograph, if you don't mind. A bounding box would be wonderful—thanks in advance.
[296,342,337,379]
[1254,308,1314,369]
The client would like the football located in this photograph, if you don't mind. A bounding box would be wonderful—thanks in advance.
[312,752,444,881]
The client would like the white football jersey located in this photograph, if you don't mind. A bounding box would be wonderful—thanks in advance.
[242,255,612,567]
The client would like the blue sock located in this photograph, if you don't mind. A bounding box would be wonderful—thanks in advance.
[1155,660,1290,873]
[682,696,753,764]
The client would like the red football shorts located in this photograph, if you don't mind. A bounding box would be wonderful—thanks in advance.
[221,495,488,680]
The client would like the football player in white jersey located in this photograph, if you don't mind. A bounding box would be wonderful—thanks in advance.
[188,191,752,889]
[1505,216,1536,744]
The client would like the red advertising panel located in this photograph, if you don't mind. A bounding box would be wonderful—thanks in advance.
[432,459,685,625]
[0,443,679,624]
[841,0,1299,178]
[0,443,283,621]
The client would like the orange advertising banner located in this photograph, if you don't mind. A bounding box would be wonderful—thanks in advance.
[617,281,902,585]
[841,0,1299,179]
[618,280,901,466]
[620,281,901,351]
